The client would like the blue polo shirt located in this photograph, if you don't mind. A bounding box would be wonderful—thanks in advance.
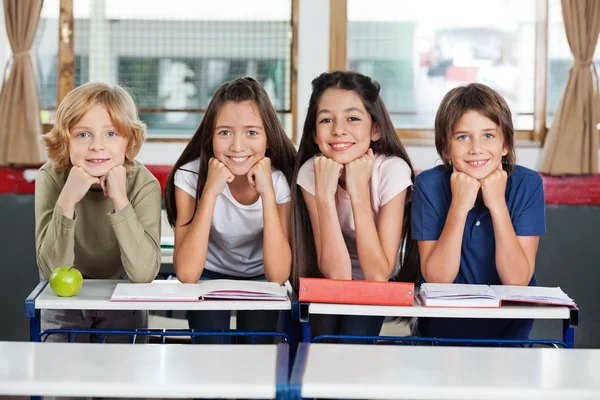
[412,165,546,340]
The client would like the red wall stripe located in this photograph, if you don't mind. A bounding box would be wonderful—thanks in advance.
[1,165,600,205]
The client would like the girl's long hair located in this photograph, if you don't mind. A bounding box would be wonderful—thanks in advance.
[290,70,419,290]
[165,77,297,228]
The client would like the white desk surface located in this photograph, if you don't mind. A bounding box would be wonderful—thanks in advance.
[31,279,291,311]
[298,343,600,399]
[0,341,280,398]
[308,301,572,320]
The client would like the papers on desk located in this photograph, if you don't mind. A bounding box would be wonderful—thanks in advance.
[418,283,575,308]
[110,279,288,302]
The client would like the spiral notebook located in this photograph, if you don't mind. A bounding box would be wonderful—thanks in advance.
[418,283,575,308]
[110,279,288,302]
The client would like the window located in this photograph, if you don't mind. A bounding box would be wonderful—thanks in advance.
[35,0,296,139]
[547,0,600,126]
[345,0,539,139]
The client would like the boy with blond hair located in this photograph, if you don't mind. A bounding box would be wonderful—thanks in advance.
[35,82,161,342]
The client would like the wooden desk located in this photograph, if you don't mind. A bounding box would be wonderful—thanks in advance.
[0,341,288,399]
[290,343,600,399]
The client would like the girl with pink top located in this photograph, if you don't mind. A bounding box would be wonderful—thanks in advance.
[291,70,418,338]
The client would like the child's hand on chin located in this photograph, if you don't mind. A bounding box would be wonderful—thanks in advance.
[314,155,344,200]
[344,148,375,202]
[203,157,235,199]
[100,164,129,211]
[247,157,275,197]
[480,163,507,212]
[450,166,481,214]
[57,166,101,218]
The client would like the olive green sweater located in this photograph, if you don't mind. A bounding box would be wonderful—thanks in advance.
[35,160,161,282]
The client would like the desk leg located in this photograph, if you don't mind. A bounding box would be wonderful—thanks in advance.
[301,316,311,342]
[289,343,309,400]
[563,319,575,348]
[30,309,41,342]
[283,309,298,371]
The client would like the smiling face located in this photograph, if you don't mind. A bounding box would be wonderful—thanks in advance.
[68,104,128,177]
[447,110,508,180]
[313,88,380,164]
[211,101,268,176]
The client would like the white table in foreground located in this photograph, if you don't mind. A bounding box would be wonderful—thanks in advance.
[290,343,600,400]
[0,341,288,399]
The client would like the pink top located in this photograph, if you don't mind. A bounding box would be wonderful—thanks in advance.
[297,154,413,279]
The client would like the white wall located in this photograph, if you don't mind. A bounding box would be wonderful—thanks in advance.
[296,0,330,141]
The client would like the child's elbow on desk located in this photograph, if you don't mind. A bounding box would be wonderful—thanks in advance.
[500,275,532,287]
[174,263,202,283]
[421,267,457,284]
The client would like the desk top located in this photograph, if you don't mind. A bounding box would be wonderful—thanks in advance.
[293,343,600,399]
[308,301,574,320]
[27,280,291,312]
[0,341,286,398]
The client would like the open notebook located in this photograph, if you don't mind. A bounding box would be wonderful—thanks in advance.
[110,279,288,302]
[418,283,575,308]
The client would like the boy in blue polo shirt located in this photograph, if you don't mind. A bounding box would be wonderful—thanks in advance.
[412,83,545,340]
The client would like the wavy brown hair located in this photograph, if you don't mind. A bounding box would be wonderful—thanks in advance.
[434,83,516,174]
[164,76,297,228]
[290,70,419,291]
[43,82,145,173]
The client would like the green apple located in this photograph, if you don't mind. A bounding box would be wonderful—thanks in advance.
[49,267,83,297]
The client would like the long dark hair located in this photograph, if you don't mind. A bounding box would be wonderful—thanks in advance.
[165,76,297,228]
[290,70,419,290]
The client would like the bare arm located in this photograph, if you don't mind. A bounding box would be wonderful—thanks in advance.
[302,188,352,279]
[353,191,406,281]
[491,205,538,285]
[482,169,537,285]
[173,188,216,283]
[418,203,468,283]
[419,171,480,283]
[262,195,292,284]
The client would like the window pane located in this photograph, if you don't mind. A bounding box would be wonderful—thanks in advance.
[547,0,600,126]
[348,0,536,130]
[43,0,292,136]
[34,0,59,124]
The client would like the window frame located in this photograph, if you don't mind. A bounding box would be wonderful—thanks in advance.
[329,0,549,147]
[50,0,299,144]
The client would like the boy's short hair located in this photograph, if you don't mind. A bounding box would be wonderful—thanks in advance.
[434,83,516,174]
[43,82,145,172]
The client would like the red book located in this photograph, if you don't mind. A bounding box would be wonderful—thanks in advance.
[299,277,414,306]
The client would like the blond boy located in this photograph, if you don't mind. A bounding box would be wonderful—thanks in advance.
[35,82,161,342]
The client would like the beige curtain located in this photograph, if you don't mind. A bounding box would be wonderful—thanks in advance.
[541,0,600,175]
[0,0,43,165]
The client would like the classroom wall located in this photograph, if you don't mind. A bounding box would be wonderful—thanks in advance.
[531,206,600,346]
